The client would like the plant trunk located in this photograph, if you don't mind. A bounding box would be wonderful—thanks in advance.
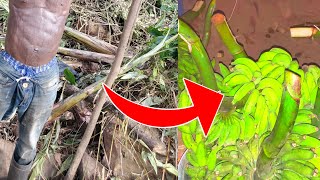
[179,19,218,91]
[180,0,205,23]
[202,0,216,47]
[212,13,247,59]
[255,70,301,179]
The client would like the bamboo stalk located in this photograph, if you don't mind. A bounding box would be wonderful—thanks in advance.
[180,0,205,23]
[58,47,115,64]
[290,27,320,38]
[64,26,117,55]
[179,19,218,91]
[202,0,216,47]
[255,70,301,179]
[212,13,247,59]
[47,77,107,122]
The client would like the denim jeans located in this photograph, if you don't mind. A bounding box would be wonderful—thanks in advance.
[0,51,59,165]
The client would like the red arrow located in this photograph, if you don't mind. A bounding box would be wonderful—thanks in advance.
[103,78,224,136]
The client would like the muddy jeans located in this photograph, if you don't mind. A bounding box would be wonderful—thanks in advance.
[0,51,59,165]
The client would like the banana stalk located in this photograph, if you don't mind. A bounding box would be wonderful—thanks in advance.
[180,0,205,23]
[212,13,247,59]
[255,70,301,179]
[179,19,218,91]
[202,0,216,47]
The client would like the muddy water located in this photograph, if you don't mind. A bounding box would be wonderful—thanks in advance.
[181,0,320,67]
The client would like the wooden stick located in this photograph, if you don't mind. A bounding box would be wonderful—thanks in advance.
[65,0,142,179]
[58,47,115,64]
[64,26,117,55]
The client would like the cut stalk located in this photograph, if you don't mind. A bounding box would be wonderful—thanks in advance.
[180,0,205,23]
[202,0,216,47]
[290,27,320,38]
[212,13,247,59]
[255,70,301,179]
[179,19,218,91]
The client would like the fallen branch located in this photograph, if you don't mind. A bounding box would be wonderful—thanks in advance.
[64,26,117,55]
[58,47,115,64]
[65,0,143,179]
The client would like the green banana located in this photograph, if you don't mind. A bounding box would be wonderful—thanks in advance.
[243,115,257,142]
[224,118,241,146]
[207,147,219,171]
[272,53,292,68]
[233,64,254,80]
[258,51,277,62]
[219,63,231,78]
[186,151,200,167]
[243,89,259,116]
[261,87,279,112]
[280,160,317,177]
[270,47,291,57]
[257,78,283,97]
[196,141,207,166]
[214,161,234,177]
[261,62,279,77]
[292,123,319,135]
[231,58,260,73]
[288,60,300,72]
[281,169,304,180]
[206,122,224,145]
[280,148,315,162]
[257,107,269,136]
[232,82,255,105]
[182,132,197,152]
[225,84,243,97]
[224,74,251,88]
[254,95,266,122]
[257,60,272,68]
[267,66,286,79]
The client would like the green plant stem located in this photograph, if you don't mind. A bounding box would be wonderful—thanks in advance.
[202,0,216,47]
[180,0,205,24]
[212,13,247,59]
[179,19,218,91]
[255,70,301,179]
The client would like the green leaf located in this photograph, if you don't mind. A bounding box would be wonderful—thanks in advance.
[64,68,76,85]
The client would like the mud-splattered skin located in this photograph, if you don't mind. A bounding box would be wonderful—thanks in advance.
[5,0,73,66]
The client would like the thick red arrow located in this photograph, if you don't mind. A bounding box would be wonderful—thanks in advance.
[103,79,224,136]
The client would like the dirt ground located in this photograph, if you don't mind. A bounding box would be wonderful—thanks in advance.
[177,0,320,163]
[181,0,320,66]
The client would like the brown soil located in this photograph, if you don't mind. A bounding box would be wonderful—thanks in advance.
[181,0,320,67]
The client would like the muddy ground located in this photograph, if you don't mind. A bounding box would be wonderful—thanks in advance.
[181,0,320,66]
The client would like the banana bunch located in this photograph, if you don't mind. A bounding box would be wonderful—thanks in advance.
[299,65,320,109]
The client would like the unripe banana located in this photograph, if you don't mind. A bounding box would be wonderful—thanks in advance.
[308,65,320,80]
[292,124,319,135]
[224,119,241,146]
[196,141,207,167]
[243,115,257,142]
[288,60,300,72]
[261,87,279,112]
[218,127,230,147]
[261,63,279,77]
[182,132,197,152]
[270,47,291,57]
[249,134,260,160]
[254,95,266,122]
[306,71,317,92]
[243,89,259,116]
[214,161,234,177]
[233,64,254,80]
[232,165,243,177]
[280,148,315,162]
[206,122,224,145]
[280,160,317,178]
[207,147,219,171]
[231,58,260,73]
[267,66,285,79]
[237,142,254,166]
[178,89,191,108]
[281,169,304,180]
[258,51,277,62]
[219,63,231,78]
[232,82,255,105]
[225,84,243,97]
[269,112,277,130]
[299,136,320,149]
[272,53,292,68]
[188,120,198,134]
[224,74,251,88]
[257,60,272,68]
[239,119,246,140]
[257,107,269,136]
[257,78,283,97]
[186,151,200,167]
